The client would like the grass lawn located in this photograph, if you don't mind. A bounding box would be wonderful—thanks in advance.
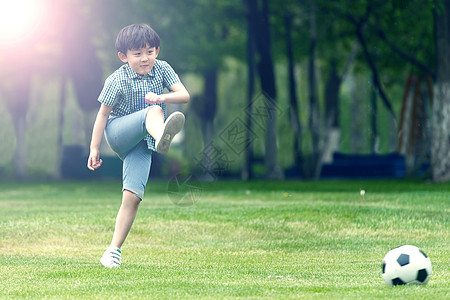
[0,180,449,299]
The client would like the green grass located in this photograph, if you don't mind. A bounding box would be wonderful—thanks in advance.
[0,180,449,299]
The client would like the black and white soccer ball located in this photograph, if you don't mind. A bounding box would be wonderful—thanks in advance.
[382,245,432,286]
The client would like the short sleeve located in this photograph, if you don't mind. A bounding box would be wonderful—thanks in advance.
[98,74,123,106]
[162,61,181,90]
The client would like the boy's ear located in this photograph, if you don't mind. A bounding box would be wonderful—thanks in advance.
[155,47,160,57]
[118,51,128,63]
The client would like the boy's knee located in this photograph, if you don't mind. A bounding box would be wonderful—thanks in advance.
[123,189,142,205]
[147,105,163,115]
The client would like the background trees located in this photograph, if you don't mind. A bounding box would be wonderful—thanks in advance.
[0,0,448,182]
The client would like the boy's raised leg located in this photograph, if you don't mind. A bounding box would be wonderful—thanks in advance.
[145,106,165,141]
[145,106,185,154]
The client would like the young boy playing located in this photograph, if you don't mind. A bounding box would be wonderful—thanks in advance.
[87,24,190,268]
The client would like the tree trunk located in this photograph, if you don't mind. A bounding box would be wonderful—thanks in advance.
[195,68,218,180]
[370,74,379,153]
[349,74,365,153]
[325,60,341,129]
[248,0,283,180]
[431,0,450,182]
[306,1,322,179]
[53,77,67,179]
[285,13,303,173]
[323,60,341,163]
[12,115,27,179]
[323,44,358,162]
[242,5,256,180]
[4,56,32,179]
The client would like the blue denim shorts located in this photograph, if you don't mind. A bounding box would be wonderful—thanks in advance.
[104,107,152,200]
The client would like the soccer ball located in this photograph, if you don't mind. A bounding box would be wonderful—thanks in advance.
[382,245,432,286]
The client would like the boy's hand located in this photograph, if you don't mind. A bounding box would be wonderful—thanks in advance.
[145,92,165,104]
[87,150,103,171]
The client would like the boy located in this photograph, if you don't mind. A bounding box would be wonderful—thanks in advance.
[87,24,190,268]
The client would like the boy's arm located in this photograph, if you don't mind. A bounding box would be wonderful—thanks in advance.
[145,82,190,104]
[87,104,113,171]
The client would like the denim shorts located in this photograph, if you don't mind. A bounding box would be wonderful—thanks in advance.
[104,107,152,200]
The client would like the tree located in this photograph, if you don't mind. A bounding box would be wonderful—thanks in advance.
[284,12,303,173]
[319,0,431,157]
[277,0,359,178]
[431,0,450,181]
[305,0,322,178]
[322,43,359,159]
[242,3,257,180]
[55,0,104,178]
[0,46,33,179]
[247,0,284,180]
[356,0,449,181]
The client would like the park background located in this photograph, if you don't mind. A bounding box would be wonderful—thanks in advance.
[0,0,449,183]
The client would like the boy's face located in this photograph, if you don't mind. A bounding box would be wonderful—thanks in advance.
[118,45,159,75]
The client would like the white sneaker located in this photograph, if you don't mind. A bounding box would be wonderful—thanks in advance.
[100,246,121,268]
[156,112,185,154]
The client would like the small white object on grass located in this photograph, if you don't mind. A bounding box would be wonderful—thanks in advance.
[360,189,365,196]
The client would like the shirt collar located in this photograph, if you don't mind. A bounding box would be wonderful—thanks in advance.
[125,63,155,80]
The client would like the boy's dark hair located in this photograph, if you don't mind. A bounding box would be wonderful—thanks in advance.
[115,24,160,54]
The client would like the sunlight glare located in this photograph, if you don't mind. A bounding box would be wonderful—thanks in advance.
[0,0,45,45]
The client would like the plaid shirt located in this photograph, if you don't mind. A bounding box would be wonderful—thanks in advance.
[98,59,180,151]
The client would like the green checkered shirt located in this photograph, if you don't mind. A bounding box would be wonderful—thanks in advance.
[98,59,180,151]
